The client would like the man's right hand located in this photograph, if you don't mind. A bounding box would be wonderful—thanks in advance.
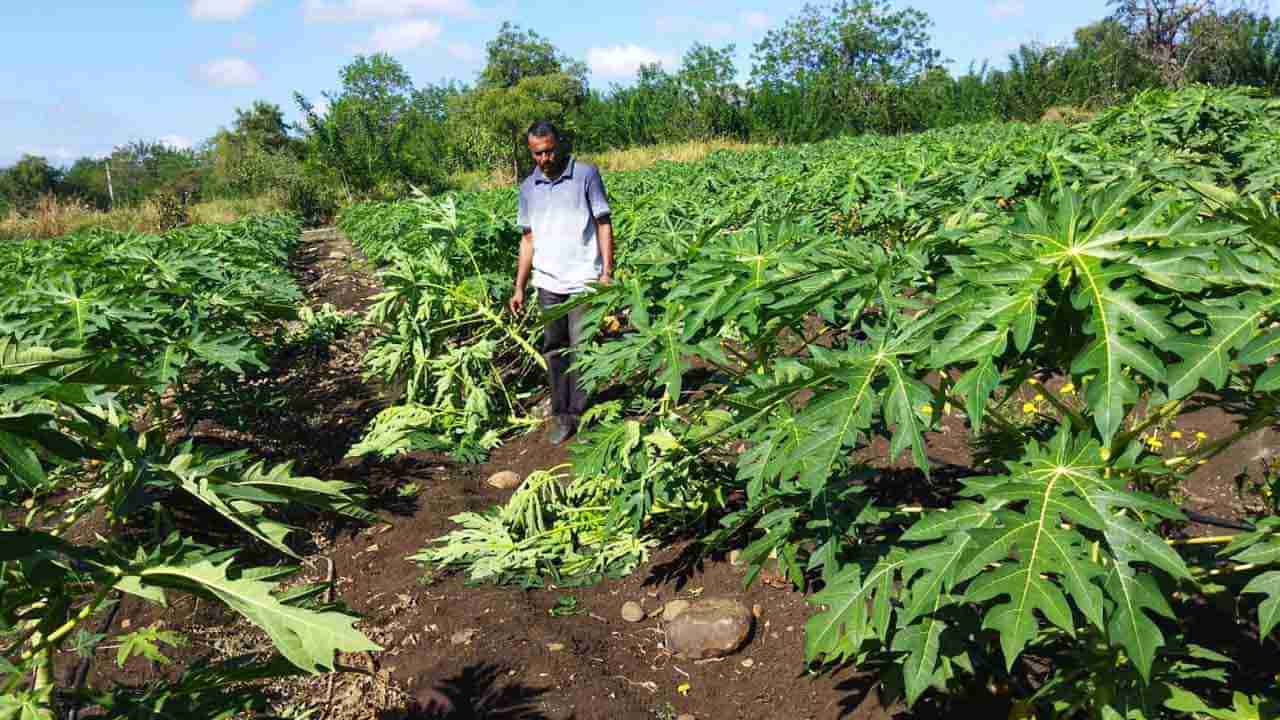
[508,287,525,315]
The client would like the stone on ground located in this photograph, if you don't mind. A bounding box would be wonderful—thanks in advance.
[662,599,691,622]
[486,470,521,490]
[450,628,479,645]
[620,600,646,622]
[663,598,753,659]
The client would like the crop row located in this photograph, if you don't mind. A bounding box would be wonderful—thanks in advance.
[340,86,1280,718]
[1,215,378,717]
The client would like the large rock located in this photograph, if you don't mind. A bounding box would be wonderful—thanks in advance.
[663,598,753,659]
[662,599,691,622]
[486,471,521,490]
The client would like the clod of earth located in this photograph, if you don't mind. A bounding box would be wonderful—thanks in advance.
[485,470,522,490]
[620,600,646,622]
[663,598,753,659]
[662,599,691,622]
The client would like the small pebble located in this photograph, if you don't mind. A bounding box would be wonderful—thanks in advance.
[621,601,646,623]
[740,658,754,668]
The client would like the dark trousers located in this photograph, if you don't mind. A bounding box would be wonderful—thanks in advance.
[538,289,588,419]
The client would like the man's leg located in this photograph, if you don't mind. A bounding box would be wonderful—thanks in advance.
[538,289,572,422]
[565,301,589,419]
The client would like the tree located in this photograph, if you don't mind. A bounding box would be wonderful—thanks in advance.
[0,155,62,212]
[232,100,295,154]
[676,44,746,139]
[479,22,587,90]
[457,23,587,179]
[1108,0,1252,86]
[296,54,453,197]
[750,0,940,86]
[1188,10,1280,88]
[61,156,113,209]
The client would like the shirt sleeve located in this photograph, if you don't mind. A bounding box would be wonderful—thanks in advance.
[585,167,611,220]
[517,184,531,232]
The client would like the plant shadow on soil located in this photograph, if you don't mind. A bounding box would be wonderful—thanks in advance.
[384,663,554,720]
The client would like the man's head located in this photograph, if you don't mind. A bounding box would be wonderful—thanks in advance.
[527,121,565,178]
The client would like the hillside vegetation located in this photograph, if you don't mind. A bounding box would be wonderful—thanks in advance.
[2,1,1278,227]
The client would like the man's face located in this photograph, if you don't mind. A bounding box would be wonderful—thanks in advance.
[527,133,562,177]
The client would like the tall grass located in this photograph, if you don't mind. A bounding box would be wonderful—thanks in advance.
[0,193,286,241]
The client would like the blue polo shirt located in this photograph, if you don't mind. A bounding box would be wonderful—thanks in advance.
[517,157,611,295]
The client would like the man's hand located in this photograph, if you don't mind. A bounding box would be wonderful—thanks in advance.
[509,286,526,315]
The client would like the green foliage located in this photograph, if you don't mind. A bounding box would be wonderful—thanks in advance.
[0,214,376,716]
[295,54,456,198]
[456,22,588,177]
[341,193,542,460]
[384,87,1280,716]
[0,155,61,212]
[749,0,940,85]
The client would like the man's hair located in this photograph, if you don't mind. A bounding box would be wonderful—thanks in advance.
[526,120,560,142]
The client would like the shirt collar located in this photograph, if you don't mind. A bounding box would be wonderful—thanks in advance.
[533,156,575,184]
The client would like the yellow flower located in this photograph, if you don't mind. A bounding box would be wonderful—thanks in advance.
[1148,439,1164,450]
[1022,402,1037,414]
[1169,431,1183,439]
[1061,383,1075,395]
[677,683,691,696]
[1034,394,1044,401]
[920,404,933,415]
[1027,378,1039,385]
[1099,447,1111,461]
[1195,431,1208,440]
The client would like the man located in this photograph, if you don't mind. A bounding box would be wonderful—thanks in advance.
[509,121,615,445]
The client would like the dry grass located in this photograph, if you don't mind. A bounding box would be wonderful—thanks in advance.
[1040,106,1097,125]
[449,138,768,191]
[0,193,285,241]
[584,138,767,172]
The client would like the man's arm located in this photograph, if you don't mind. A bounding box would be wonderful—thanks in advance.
[510,229,534,314]
[596,216,614,285]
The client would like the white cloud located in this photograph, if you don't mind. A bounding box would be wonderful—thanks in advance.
[195,57,262,87]
[357,20,442,52]
[740,11,770,30]
[986,0,1025,20]
[189,0,259,21]
[655,11,770,38]
[230,31,257,51]
[587,45,676,79]
[304,0,474,22]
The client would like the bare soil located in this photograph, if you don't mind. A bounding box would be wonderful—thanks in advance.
[56,227,1277,720]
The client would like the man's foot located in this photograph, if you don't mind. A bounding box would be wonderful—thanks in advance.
[547,415,577,446]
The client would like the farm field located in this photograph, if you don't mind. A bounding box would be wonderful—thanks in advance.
[3,86,1280,720]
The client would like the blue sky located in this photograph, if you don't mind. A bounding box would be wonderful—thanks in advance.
[2,0,1266,167]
